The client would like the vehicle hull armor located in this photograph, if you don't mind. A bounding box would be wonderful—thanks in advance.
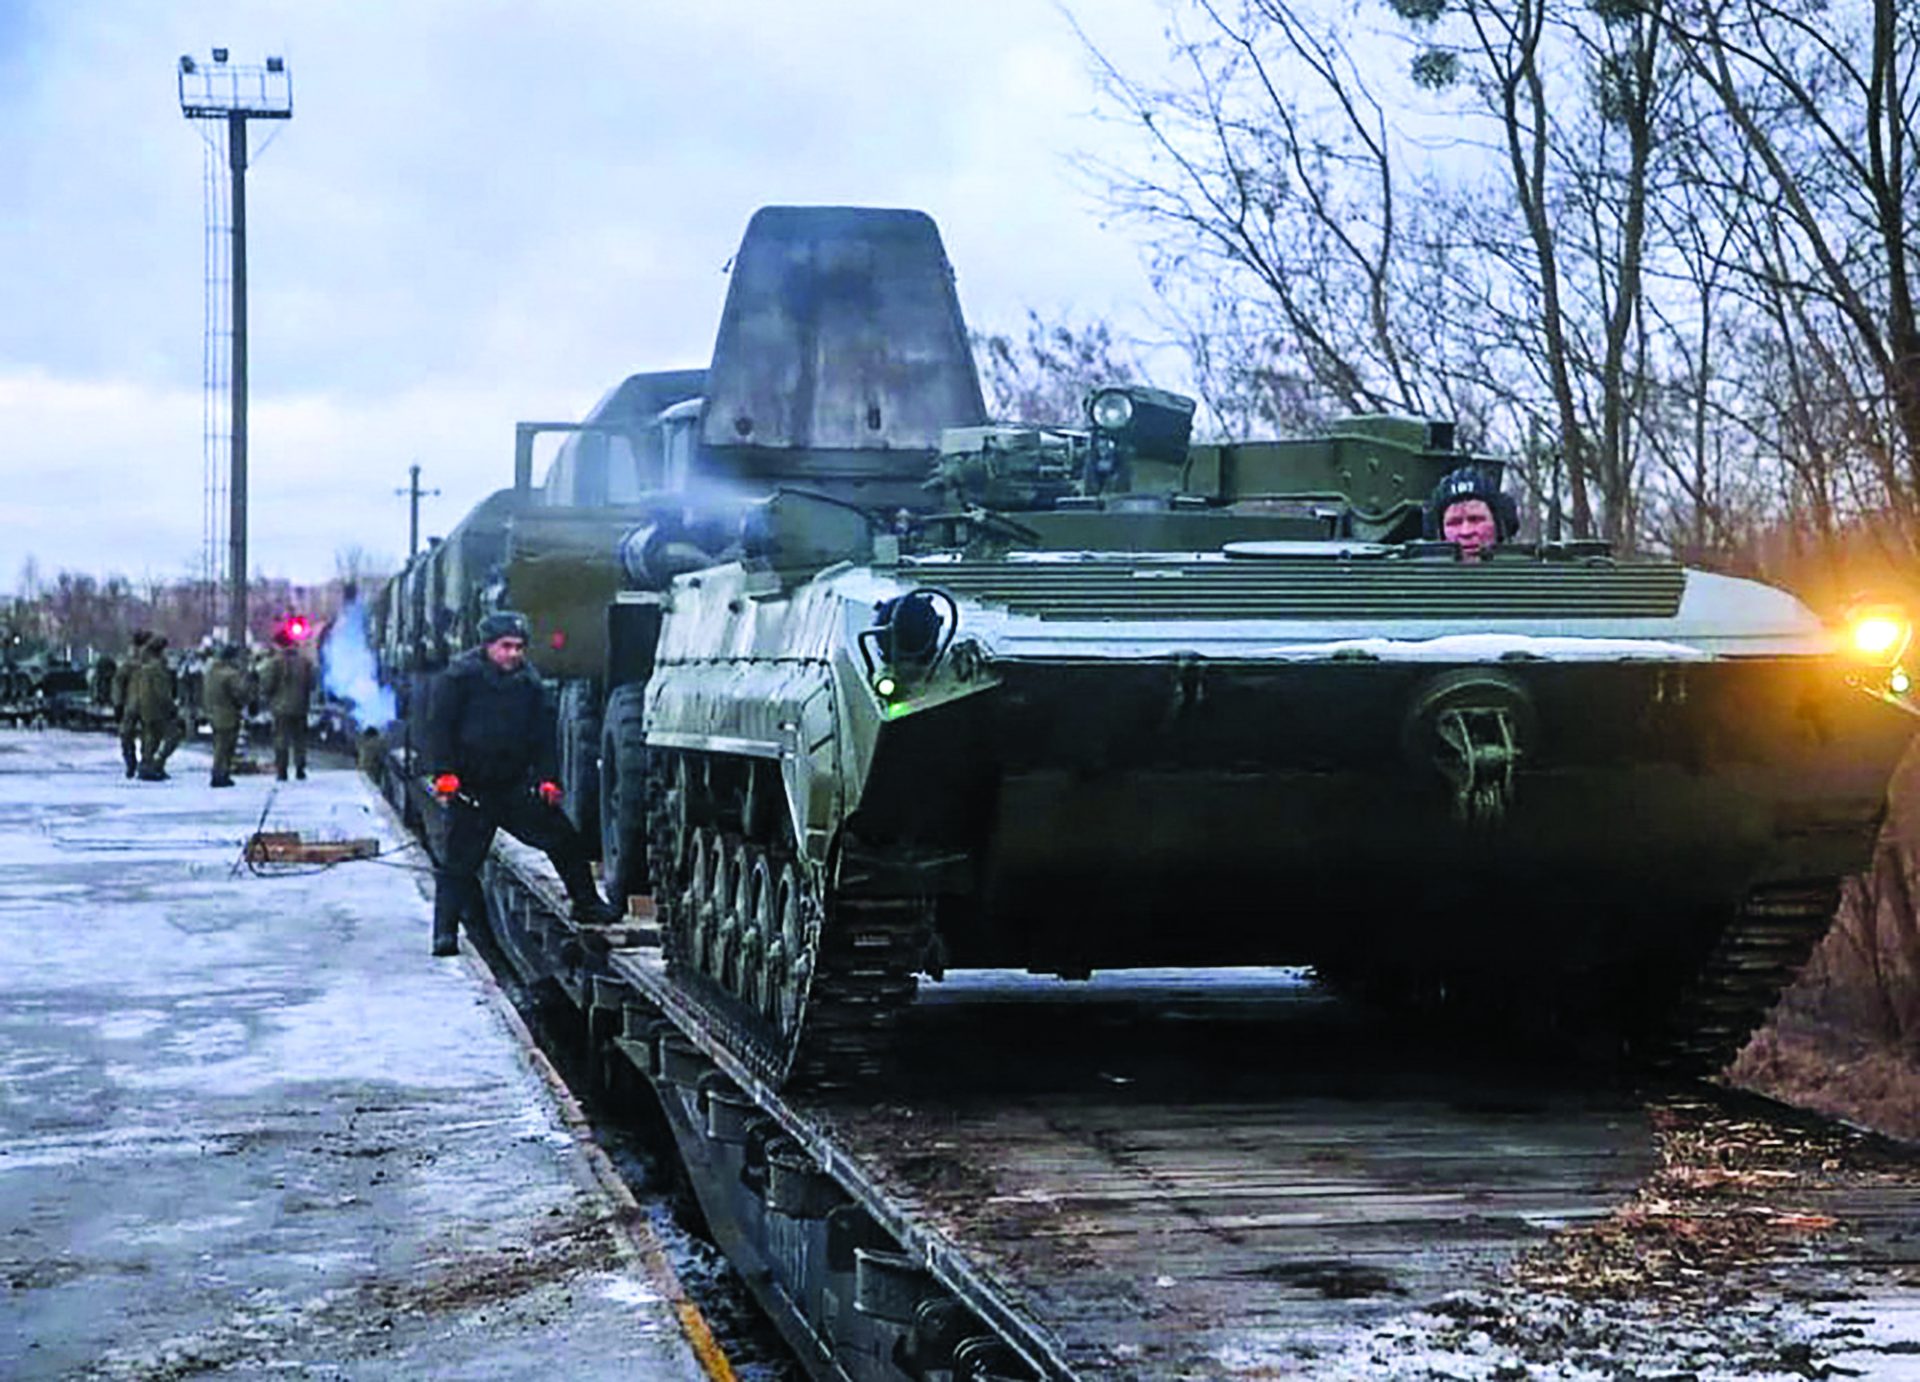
[642,553,1916,1084]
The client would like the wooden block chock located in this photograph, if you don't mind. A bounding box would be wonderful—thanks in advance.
[245,831,380,864]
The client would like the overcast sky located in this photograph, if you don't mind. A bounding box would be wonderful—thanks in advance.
[1,0,1177,589]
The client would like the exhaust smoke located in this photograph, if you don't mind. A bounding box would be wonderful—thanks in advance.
[322,600,398,729]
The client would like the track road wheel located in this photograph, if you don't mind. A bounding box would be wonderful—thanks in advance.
[597,684,649,908]
[704,836,732,979]
[767,858,812,1041]
[672,825,710,978]
[744,852,779,1024]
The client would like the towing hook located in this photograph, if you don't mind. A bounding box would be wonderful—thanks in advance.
[1402,669,1536,830]
[1435,706,1521,827]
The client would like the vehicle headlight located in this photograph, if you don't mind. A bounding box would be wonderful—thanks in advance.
[1087,388,1135,432]
[1844,601,1912,664]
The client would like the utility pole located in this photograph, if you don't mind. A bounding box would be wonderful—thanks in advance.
[395,462,441,559]
[179,49,291,646]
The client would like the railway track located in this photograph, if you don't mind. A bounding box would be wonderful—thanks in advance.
[384,769,1920,1379]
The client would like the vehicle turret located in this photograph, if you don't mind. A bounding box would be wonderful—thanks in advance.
[922,387,1500,553]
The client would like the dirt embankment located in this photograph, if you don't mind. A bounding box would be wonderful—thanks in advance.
[1732,743,1920,1142]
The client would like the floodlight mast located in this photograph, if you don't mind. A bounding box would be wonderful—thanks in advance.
[178,50,292,647]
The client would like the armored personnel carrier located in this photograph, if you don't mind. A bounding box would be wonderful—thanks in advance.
[637,388,1920,1088]
[372,204,1914,1092]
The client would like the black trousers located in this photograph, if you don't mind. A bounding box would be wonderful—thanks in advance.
[433,787,598,930]
[272,714,307,777]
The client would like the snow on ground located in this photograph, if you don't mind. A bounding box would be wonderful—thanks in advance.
[0,729,711,1380]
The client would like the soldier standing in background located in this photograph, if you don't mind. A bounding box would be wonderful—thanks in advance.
[204,645,249,788]
[90,652,117,710]
[133,636,184,781]
[113,631,150,778]
[261,627,316,781]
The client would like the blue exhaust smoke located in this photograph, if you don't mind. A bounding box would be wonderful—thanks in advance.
[321,600,397,729]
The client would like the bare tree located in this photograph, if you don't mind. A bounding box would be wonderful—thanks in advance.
[334,544,395,597]
[1378,0,1679,543]
[1068,1,1457,428]
[1071,0,1683,543]
[972,311,1143,425]
[1664,0,1920,578]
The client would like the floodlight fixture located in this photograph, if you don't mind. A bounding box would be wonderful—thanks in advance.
[177,47,292,120]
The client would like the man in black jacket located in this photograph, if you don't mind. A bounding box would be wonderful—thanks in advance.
[425,610,618,957]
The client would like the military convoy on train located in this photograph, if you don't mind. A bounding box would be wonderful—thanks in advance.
[370,205,1919,1090]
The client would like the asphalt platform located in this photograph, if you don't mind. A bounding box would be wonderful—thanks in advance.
[0,729,713,1379]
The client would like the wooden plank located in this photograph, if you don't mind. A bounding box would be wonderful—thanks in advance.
[243,831,378,863]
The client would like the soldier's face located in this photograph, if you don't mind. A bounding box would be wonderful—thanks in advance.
[1442,499,1499,561]
[485,636,527,671]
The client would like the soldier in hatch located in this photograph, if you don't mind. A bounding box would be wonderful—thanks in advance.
[425,610,618,957]
[1426,465,1519,562]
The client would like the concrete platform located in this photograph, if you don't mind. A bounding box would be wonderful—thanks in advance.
[0,730,714,1379]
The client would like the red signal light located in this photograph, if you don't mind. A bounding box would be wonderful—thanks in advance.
[550,629,567,651]
[284,615,311,642]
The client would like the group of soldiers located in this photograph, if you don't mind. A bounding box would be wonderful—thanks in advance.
[111,627,316,785]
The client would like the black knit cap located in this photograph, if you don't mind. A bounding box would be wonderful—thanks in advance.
[1425,464,1519,540]
[477,610,531,645]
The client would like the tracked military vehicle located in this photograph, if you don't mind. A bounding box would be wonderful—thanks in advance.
[637,388,1920,1089]
[375,205,1915,1092]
